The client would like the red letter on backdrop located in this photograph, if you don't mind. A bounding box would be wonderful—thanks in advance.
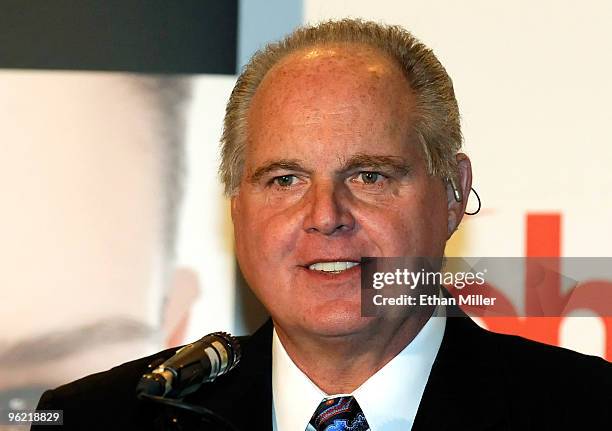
[481,213,611,360]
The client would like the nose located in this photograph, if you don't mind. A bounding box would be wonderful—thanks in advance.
[302,181,355,236]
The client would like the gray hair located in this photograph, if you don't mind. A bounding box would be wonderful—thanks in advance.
[219,18,462,196]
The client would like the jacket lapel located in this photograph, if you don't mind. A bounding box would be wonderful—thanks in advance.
[412,312,512,430]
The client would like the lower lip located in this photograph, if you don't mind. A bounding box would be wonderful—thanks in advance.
[298,264,362,282]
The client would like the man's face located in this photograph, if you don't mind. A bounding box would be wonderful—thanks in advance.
[232,45,456,339]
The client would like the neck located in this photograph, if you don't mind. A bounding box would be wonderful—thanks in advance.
[274,308,434,394]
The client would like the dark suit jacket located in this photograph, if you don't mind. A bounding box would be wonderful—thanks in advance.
[33,315,611,430]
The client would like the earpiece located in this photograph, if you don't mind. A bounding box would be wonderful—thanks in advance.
[447,177,481,216]
[448,176,463,203]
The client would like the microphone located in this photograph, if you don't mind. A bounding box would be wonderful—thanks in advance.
[136,332,241,399]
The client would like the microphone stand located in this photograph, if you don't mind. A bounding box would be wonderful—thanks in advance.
[138,393,240,431]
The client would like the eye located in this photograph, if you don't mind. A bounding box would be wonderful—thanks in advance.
[356,172,385,185]
[272,174,298,187]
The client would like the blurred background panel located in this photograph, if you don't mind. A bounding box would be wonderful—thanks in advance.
[0,0,242,413]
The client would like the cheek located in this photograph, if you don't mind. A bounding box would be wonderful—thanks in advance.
[234,201,305,312]
[354,191,449,256]
[406,194,449,254]
[357,208,419,255]
[234,197,300,275]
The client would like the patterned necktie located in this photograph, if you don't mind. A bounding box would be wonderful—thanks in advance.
[307,396,371,431]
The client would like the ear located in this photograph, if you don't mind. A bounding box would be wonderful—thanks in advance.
[230,195,237,220]
[230,192,241,222]
[446,153,472,238]
[162,267,200,347]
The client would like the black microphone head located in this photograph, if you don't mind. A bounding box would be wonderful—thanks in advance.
[136,331,241,399]
[210,331,242,374]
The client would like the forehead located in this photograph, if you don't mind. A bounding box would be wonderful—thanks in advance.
[245,44,416,162]
[273,43,403,82]
[253,43,411,111]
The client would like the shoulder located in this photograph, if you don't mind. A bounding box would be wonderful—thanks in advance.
[482,325,610,379]
[34,346,179,430]
[426,316,611,427]
[489,329,611,425]
[34,331,260,431]
[443,313,610,383]
[37,346,175,407]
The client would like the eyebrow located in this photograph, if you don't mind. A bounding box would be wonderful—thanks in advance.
[341,153,412,176]
[248,153,412,184]
[0,317,158,367]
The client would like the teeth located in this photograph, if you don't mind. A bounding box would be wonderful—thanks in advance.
[308,261,360,273]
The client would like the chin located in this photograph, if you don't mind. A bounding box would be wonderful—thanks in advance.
[298,302,374,338]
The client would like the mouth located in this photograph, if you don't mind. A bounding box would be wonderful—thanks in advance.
[306,261,360,274]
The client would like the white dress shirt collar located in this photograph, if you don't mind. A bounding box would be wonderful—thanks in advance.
[272,309,446,431]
